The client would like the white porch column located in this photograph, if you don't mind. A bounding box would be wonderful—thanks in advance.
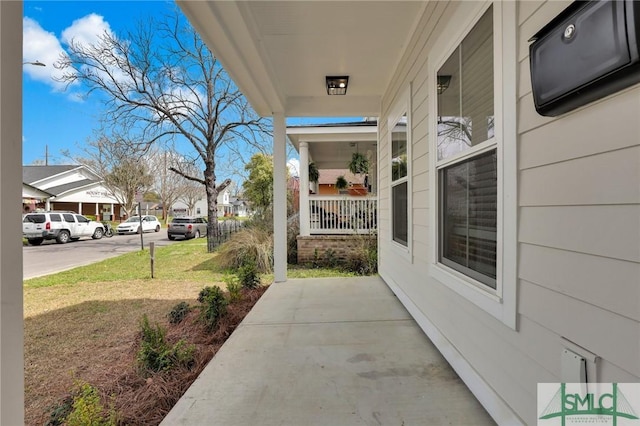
[78,202,82,214]
[273,112,287,282]
[45,198,51,210]
[299,141,310,236]
[0,2,25,423]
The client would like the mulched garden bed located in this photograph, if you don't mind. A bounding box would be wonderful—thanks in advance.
[38,287,267,426]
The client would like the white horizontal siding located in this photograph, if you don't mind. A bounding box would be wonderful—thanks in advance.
[519,146,640,206]
[519,89,640,167]
[520,205,640,262]
[376,1,640,425]
[519,280,640,377]
[517,0,571,62]
[519,243,640,322]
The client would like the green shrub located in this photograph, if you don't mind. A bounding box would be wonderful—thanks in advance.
[168,301,191,324]
[64,382,117,426]
[45,396,73,426]
[224,274,242,302]
[237,260,260,289]
[137,315,195,374]
[287,216,299,264]
[344,234,378,275]
[216,227,273,273]
[198,286,228,330]
[312,248,321,268]
[323,248,338,268]
[309,248,340,269]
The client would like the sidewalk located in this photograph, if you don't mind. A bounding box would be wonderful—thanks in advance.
[161,276,495,425]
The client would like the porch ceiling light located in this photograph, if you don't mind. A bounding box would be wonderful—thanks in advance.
[326,76,349,95]
[437,75,452,94]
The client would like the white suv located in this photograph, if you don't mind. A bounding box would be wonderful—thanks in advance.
[22,211,105,245]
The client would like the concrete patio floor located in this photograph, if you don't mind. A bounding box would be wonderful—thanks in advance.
[161,276,496,425]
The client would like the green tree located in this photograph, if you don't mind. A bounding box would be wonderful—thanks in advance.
[243,153,274,215]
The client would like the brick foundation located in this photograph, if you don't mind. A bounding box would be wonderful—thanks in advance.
[297,234,376,264]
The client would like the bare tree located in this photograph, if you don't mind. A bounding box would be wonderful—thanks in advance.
[175,161,205,215]
[65,135,153,216]
[55,12,271,251]
[146,147,187,223]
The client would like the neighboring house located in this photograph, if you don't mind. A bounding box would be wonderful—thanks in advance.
[22,183,53,213]
[171,180,247,218]
[23,165,123,220]
[177,2,640,425]
[316,169,367,196]
[287,176,300,213]
[230,197,250,217]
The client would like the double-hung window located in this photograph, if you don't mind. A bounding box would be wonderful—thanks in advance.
[437,6,496,288]
[430,1,517,328]
[389,89,411,252]
[391,114,408,246]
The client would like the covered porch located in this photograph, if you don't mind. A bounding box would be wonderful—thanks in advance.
[161,276,495,425]
[288,122,378,237]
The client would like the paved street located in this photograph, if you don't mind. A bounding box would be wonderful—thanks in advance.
[23,229,180,279]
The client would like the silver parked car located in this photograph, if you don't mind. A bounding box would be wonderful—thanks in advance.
[167,216,207,240]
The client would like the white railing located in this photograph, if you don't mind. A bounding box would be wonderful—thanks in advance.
[309,195,377,234]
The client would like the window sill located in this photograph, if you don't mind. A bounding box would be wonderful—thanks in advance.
[429,262,511,324]
[390,239,412,263]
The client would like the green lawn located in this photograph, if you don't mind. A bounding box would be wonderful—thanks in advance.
[23,237,359,425]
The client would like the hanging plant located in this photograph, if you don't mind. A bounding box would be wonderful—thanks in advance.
[335,175,348,190]
[308,162,319,183]
[348,152,369,175]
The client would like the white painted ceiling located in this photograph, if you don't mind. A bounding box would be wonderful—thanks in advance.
[177,1,425,117]
[287,124,378,169]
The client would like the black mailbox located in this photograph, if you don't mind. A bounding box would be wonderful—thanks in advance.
[529,0,640,117]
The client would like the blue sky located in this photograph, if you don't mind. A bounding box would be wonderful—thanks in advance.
[23,1,177,165]
[22,0,361,176]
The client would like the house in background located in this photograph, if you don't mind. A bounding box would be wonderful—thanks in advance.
[176,1,640,424]
[171,180,250,218]
[22,165,124,220]
[316,169,367,196]
[22,183,52,213]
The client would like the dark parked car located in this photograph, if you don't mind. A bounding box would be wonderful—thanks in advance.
[167,216,207,240]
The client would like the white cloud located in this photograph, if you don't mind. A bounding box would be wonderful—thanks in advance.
[61,13,113,47]
[287,158,300,177]
[24,14,130,101]
[61,14,133,92]
[23,17,70,91]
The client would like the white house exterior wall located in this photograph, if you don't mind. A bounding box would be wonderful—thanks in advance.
[377,1,640,425]
[170,187,233,217]
[32,168,97,190]
[53,183,119,204]
[22,184,50,199]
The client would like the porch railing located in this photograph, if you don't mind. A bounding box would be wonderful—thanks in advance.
[309,195,377,234]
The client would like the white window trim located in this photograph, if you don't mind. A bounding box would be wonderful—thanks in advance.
[428,1,517,329]
[388,85,412,260]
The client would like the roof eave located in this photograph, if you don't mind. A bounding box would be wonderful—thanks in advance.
[176,0,284,117]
